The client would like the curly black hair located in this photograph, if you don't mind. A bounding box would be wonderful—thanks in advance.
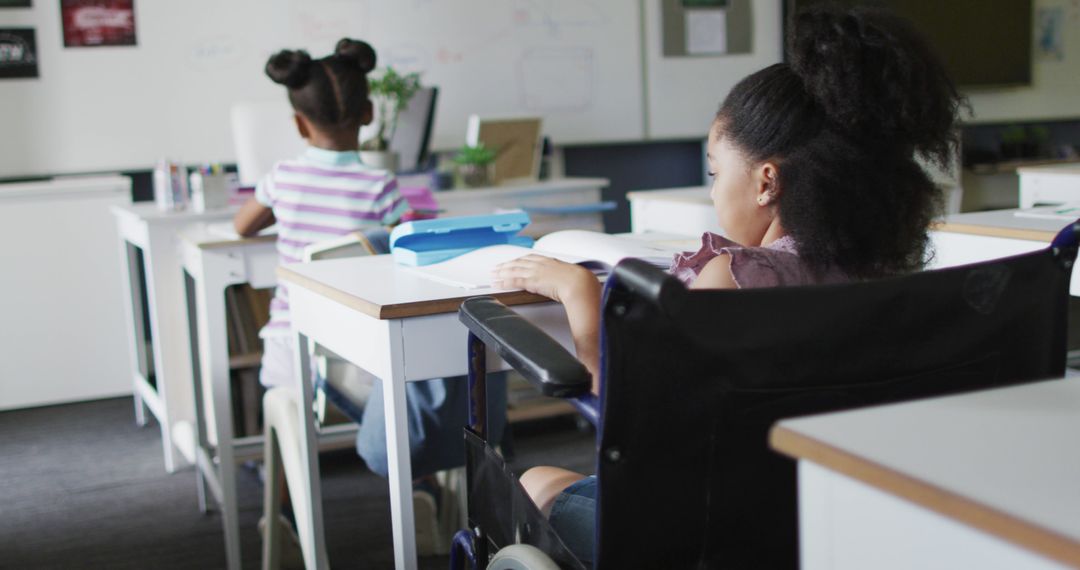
[715,5,966,279]
[265,38,377,132]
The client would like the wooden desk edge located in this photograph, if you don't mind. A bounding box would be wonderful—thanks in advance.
[932,221,1057,243]
[769,425,1080,568]
[276,265,550,320]
[188,234,277,250]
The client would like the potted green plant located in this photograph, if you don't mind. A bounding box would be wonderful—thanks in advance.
[360,66,422,171]
[453,143,497,187]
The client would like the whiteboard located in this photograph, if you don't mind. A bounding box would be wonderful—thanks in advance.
[0,0,644,178]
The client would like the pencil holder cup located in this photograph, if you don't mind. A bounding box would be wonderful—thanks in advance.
[190,171,231,212]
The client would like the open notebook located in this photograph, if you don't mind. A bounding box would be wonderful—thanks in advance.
[403,230,683,289]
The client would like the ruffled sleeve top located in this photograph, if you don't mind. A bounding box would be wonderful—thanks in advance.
[669,232,848,289]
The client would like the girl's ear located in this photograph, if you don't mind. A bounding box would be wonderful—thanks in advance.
[294,113,312,140]
[755,161,781,206]
[360,99,374,127]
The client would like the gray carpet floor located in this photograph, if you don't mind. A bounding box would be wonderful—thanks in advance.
[0,397,594,569]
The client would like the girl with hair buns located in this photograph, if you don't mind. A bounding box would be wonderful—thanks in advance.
[492,5,965,565]
[235,39,500,554]
[235,38,406,390]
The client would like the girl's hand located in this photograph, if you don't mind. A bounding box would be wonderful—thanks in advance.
[491,254,594,303]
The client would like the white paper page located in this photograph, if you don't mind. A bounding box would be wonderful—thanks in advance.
[535,230,679,268]
[685,9,727,55]
[403,244,587,290]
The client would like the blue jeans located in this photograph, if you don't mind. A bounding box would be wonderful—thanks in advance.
[355,373,507,479]
[548,475,597,567]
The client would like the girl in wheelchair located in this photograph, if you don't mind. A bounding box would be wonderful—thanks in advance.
[492,5,964,565]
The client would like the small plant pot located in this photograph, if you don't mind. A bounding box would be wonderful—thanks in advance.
[359,150,399,172]
[457,163,493,188]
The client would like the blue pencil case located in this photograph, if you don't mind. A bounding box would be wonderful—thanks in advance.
[389,211,534,266]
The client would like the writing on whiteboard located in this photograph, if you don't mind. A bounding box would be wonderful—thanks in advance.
[188,36,246,70]
[519,47,593,111]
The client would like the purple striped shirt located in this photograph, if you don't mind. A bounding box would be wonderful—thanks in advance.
[255,147,409,336]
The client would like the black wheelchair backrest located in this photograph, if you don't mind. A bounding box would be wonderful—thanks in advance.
[593,232,1075,569]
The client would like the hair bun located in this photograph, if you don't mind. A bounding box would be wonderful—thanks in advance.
[265,49,312,88]
[789,6,963,164]
[335,38,377,73]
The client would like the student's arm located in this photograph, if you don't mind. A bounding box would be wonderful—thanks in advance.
[492,255,603,394]
[233,196,275,237]
[690,254,738,290]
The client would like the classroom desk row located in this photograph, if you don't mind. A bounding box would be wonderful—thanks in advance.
[113,181,1075,570]
[110,177,609,570]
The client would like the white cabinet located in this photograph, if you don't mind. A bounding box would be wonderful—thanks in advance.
[0,176,132,410]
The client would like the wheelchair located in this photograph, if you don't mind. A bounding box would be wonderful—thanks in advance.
[449,222,1079,569]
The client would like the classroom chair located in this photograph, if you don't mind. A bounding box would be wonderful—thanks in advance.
[231,100,307,186]
[450,221,1079,570]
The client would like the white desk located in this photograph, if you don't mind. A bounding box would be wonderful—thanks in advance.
[179,227,363,570]
[771,378,1080,569]
[627,183,965,237]
[436,177,610,237]
[626,186,718,235]
[929,209,1080,296]
[1018,163,1080,208]
[111,203,236,472]
[278,255,575,570]
[179,226,279,570]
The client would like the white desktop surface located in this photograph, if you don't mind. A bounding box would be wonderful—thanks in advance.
[773,378,1080,568]
[278,254,548,319]
[935,208,1067,240]
[435,177,610,237]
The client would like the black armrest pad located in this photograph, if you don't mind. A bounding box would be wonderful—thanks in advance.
[459,297,591,398]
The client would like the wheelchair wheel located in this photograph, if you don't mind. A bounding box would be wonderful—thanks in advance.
[487,544,561,570]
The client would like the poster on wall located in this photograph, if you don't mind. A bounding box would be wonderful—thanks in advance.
[0,0,32,7]
[0,28,38,79]
[61,0,137,47]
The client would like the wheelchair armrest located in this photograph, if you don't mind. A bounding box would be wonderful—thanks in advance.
[459,297,592,399]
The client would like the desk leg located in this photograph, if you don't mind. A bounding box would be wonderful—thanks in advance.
[183,270,211,514]
[386,320,418,570]
[191,264,243,570]
[118,238,148,428]
[294,331,330,570]
[145,237,187,473]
